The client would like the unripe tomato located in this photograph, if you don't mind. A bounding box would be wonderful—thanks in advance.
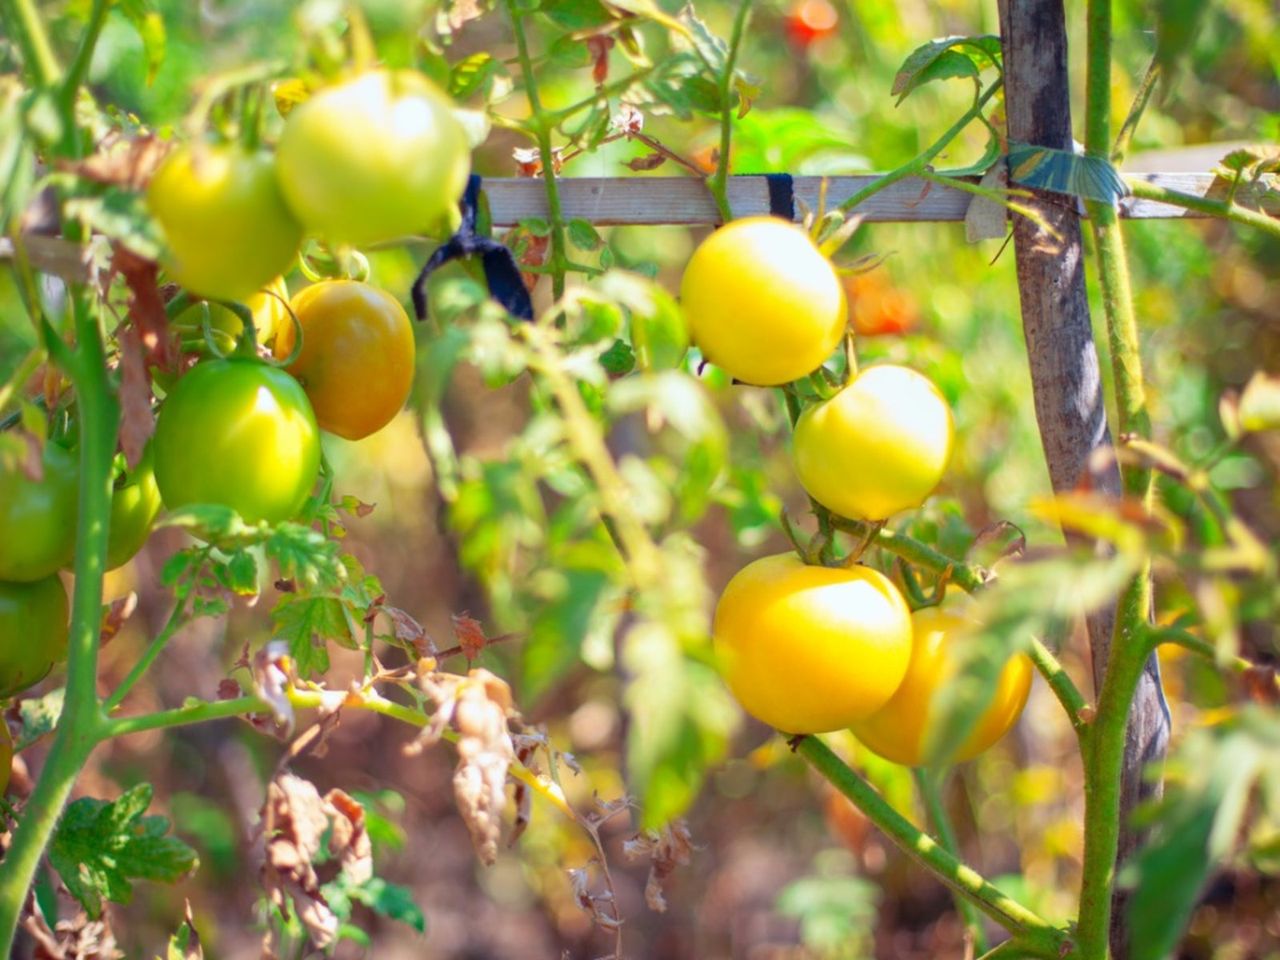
[0,575,69,698]
[850,605,1034,766]
[680,217,847,386]
[793,364,953,520]
[147,143,303,301]
[154,359,321,525]
[714,553,913,734]
[273,280,415,440]
[106,448,162,571]
[276,70,471,246]
[0,442,78,582]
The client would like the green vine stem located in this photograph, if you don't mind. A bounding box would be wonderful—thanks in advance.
[706,0,754,223]
[1077,0,1162,955]
[505,0,570,299]
[914,768,989,955]
[4,0,61,88]
[0,293,119,955]
[1126,178,1280,240]
[839,80,1003,215]
[1111,56,1160,166]
[796,736,1069,958]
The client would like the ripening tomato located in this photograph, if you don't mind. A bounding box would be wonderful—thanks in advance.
[850,605,1034,766]
[153,359,321,525]
[843,271,917,337]
[273,280,415,440]
[680,217,847,386]
[105,448,162,571]
[786,0,839,46]
[793,364,954,520]
[0,442,78,582]
[148,143,302,301]
[0,575,69,699]
[276,70,471,246]
[714,553,913,733]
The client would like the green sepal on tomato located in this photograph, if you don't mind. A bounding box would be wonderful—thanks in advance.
[0,575,69,699]
[153,358,321,525]
[0,441,78,582]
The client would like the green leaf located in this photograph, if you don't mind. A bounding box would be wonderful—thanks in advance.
[271,594,354,676]
[1239,371,1280,432]
[264,523,344,589]
[567,217,603,251]
[1153,0,1209,89]
[891,35,1001,104]
[345,876,426,933]
[50,784,198,918]
[623,620,737,828]
[595,271,688,370]
[539,0,617,31]
[118,0,167,85]
[64,188,163,260]
[1006,143,1130,204]
[448,52,508,100]
[677,2,727,73]
[1123,709,1280,960]
[223,549,260,596]
[924,550,1138,765]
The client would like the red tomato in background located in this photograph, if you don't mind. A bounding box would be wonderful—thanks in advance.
[786,0,839,47]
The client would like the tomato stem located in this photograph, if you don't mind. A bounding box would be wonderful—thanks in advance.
[795,735,1069,957]
[707,0,754,223]
[914,767,989,955]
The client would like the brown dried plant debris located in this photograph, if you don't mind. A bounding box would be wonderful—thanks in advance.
[21,897,122,960]
[623,820,695,914]
[256,773,372,952]
[408,667,518,865]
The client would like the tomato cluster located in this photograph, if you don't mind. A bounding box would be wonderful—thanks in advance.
[684,220,1032,764]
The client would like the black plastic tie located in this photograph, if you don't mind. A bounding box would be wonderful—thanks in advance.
[764,172,795,222]
[411,174,534,323]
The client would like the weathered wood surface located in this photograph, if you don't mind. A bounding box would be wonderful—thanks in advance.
[998,1,1171,957]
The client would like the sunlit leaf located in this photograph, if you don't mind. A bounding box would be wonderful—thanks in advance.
[1239,371,1280,433]
[891,35,1001,105]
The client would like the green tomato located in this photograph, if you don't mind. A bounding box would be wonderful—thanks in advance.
[0,442,78,582]
[106,449,162,571]
[153,358,321,525]
[276,69,471,246]
[0,575,69,699]
[147,143,303,301]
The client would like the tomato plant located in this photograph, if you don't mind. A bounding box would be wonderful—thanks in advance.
[792,364,954,520]
[713,553,912,733]
[0,442,78,582]
[850,604,1034,766]
[274,280,415,441]
[276,70,471,246]
[147,144,303,301]
[0,575,69,699]
[679,217,847,386]
[173,277,290,351]
[153,359,321,524]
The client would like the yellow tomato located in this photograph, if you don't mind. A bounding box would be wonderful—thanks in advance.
[850,605,1034,766]
[680,217,846,386]
[714,553,913,733]
[275,280,416,441]
[792,364,953,520]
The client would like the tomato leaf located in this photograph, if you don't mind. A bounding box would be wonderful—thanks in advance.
[891,36,1001,105]
[14,688,64,752]
[270,595,352,676]
[623,620,737,828]
[49,783,198,918]
[1121,709,1280,960]
[117,0,167,85]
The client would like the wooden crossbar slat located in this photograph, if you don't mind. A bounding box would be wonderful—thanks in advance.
[481,172,1219,226]
[0,173,1240,282]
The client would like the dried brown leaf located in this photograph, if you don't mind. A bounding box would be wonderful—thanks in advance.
[115,325,154,469]
[451,612,488,662]
[63,134,170,191]
[622,821,694,914]
[587,35,615,84]
[99,593,137,648]
[112,246,176,371]
[22,898,122,960]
